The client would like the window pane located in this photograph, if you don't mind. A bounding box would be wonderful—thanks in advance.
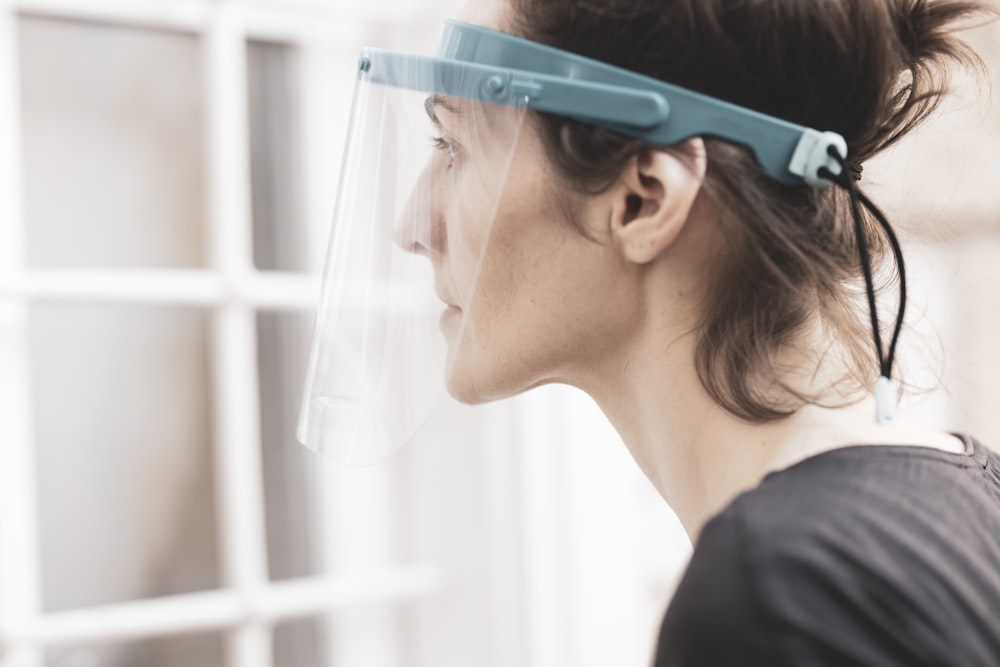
[257,311,320,581]
[29,304,219,611]
[44,631,224,667]
[248,40,306,272]
[19,16,206,269]
[274,618,328,667]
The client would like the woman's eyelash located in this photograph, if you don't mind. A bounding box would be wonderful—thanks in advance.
[430,136,459,163]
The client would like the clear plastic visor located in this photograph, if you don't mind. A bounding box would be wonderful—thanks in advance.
[298,50,528,465]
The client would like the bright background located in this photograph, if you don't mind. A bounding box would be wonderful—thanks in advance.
[0,1,997,666]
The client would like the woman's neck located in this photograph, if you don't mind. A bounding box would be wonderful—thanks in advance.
[583,326,963,543]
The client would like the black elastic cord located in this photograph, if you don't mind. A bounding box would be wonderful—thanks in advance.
[847,161,864,182]
[817,148,907,382]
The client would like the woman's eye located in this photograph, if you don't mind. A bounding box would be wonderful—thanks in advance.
[430,136,459,168]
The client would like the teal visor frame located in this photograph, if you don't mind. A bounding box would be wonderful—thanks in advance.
[359,20,847,188]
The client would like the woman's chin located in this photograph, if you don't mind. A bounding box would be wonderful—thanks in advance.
[444,373,490,405]
[444,364,521,406]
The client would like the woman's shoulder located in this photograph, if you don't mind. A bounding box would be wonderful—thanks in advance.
[735,433,997,538]
[712,434,1000,593]
[657,435,1000,666]
[682,433,998,573]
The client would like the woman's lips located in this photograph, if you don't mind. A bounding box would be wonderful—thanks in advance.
[435,287,460,311]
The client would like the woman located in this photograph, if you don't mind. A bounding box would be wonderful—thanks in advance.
[301,0,1000,663]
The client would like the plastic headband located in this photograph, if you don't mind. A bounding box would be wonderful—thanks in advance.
[359,20,848,188]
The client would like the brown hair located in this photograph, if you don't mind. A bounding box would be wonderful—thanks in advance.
[506,0,993,421]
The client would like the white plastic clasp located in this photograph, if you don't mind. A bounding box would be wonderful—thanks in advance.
[788,130,848,188]
[875,376,898,425]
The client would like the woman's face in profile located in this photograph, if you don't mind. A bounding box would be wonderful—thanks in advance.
[400,95,554,403]
[400,91,645,404]
[394,0,650,403]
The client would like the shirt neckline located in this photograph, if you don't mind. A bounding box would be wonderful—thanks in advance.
[761,433,988,483]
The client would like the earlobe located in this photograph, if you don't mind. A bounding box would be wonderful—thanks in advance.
[611,138,707,265]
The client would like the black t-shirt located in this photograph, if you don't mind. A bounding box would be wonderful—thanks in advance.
[655,434,1000,666]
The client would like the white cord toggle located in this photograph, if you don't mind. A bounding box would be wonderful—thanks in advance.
[875,376,898,425]
[788,129,848,187]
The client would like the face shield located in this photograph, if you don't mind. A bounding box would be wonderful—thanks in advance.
[299,21,850,465]
[296,51,531,465]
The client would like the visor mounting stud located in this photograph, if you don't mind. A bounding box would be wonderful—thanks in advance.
[358,56,371,73]
[483,75,507,98]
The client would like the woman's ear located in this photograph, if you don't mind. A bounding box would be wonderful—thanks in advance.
[610,138,707,264]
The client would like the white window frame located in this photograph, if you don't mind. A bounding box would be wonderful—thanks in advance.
[0,2,448,665]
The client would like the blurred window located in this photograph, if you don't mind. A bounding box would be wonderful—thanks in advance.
[3,6,424,666]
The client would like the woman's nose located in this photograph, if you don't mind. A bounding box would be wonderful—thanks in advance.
[394,162,445,258]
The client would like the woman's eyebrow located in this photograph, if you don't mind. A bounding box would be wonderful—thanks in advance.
[424,94,458,126]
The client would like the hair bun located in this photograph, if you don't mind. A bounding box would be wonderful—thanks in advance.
[894,0,979,65]
[860,0,992,159]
